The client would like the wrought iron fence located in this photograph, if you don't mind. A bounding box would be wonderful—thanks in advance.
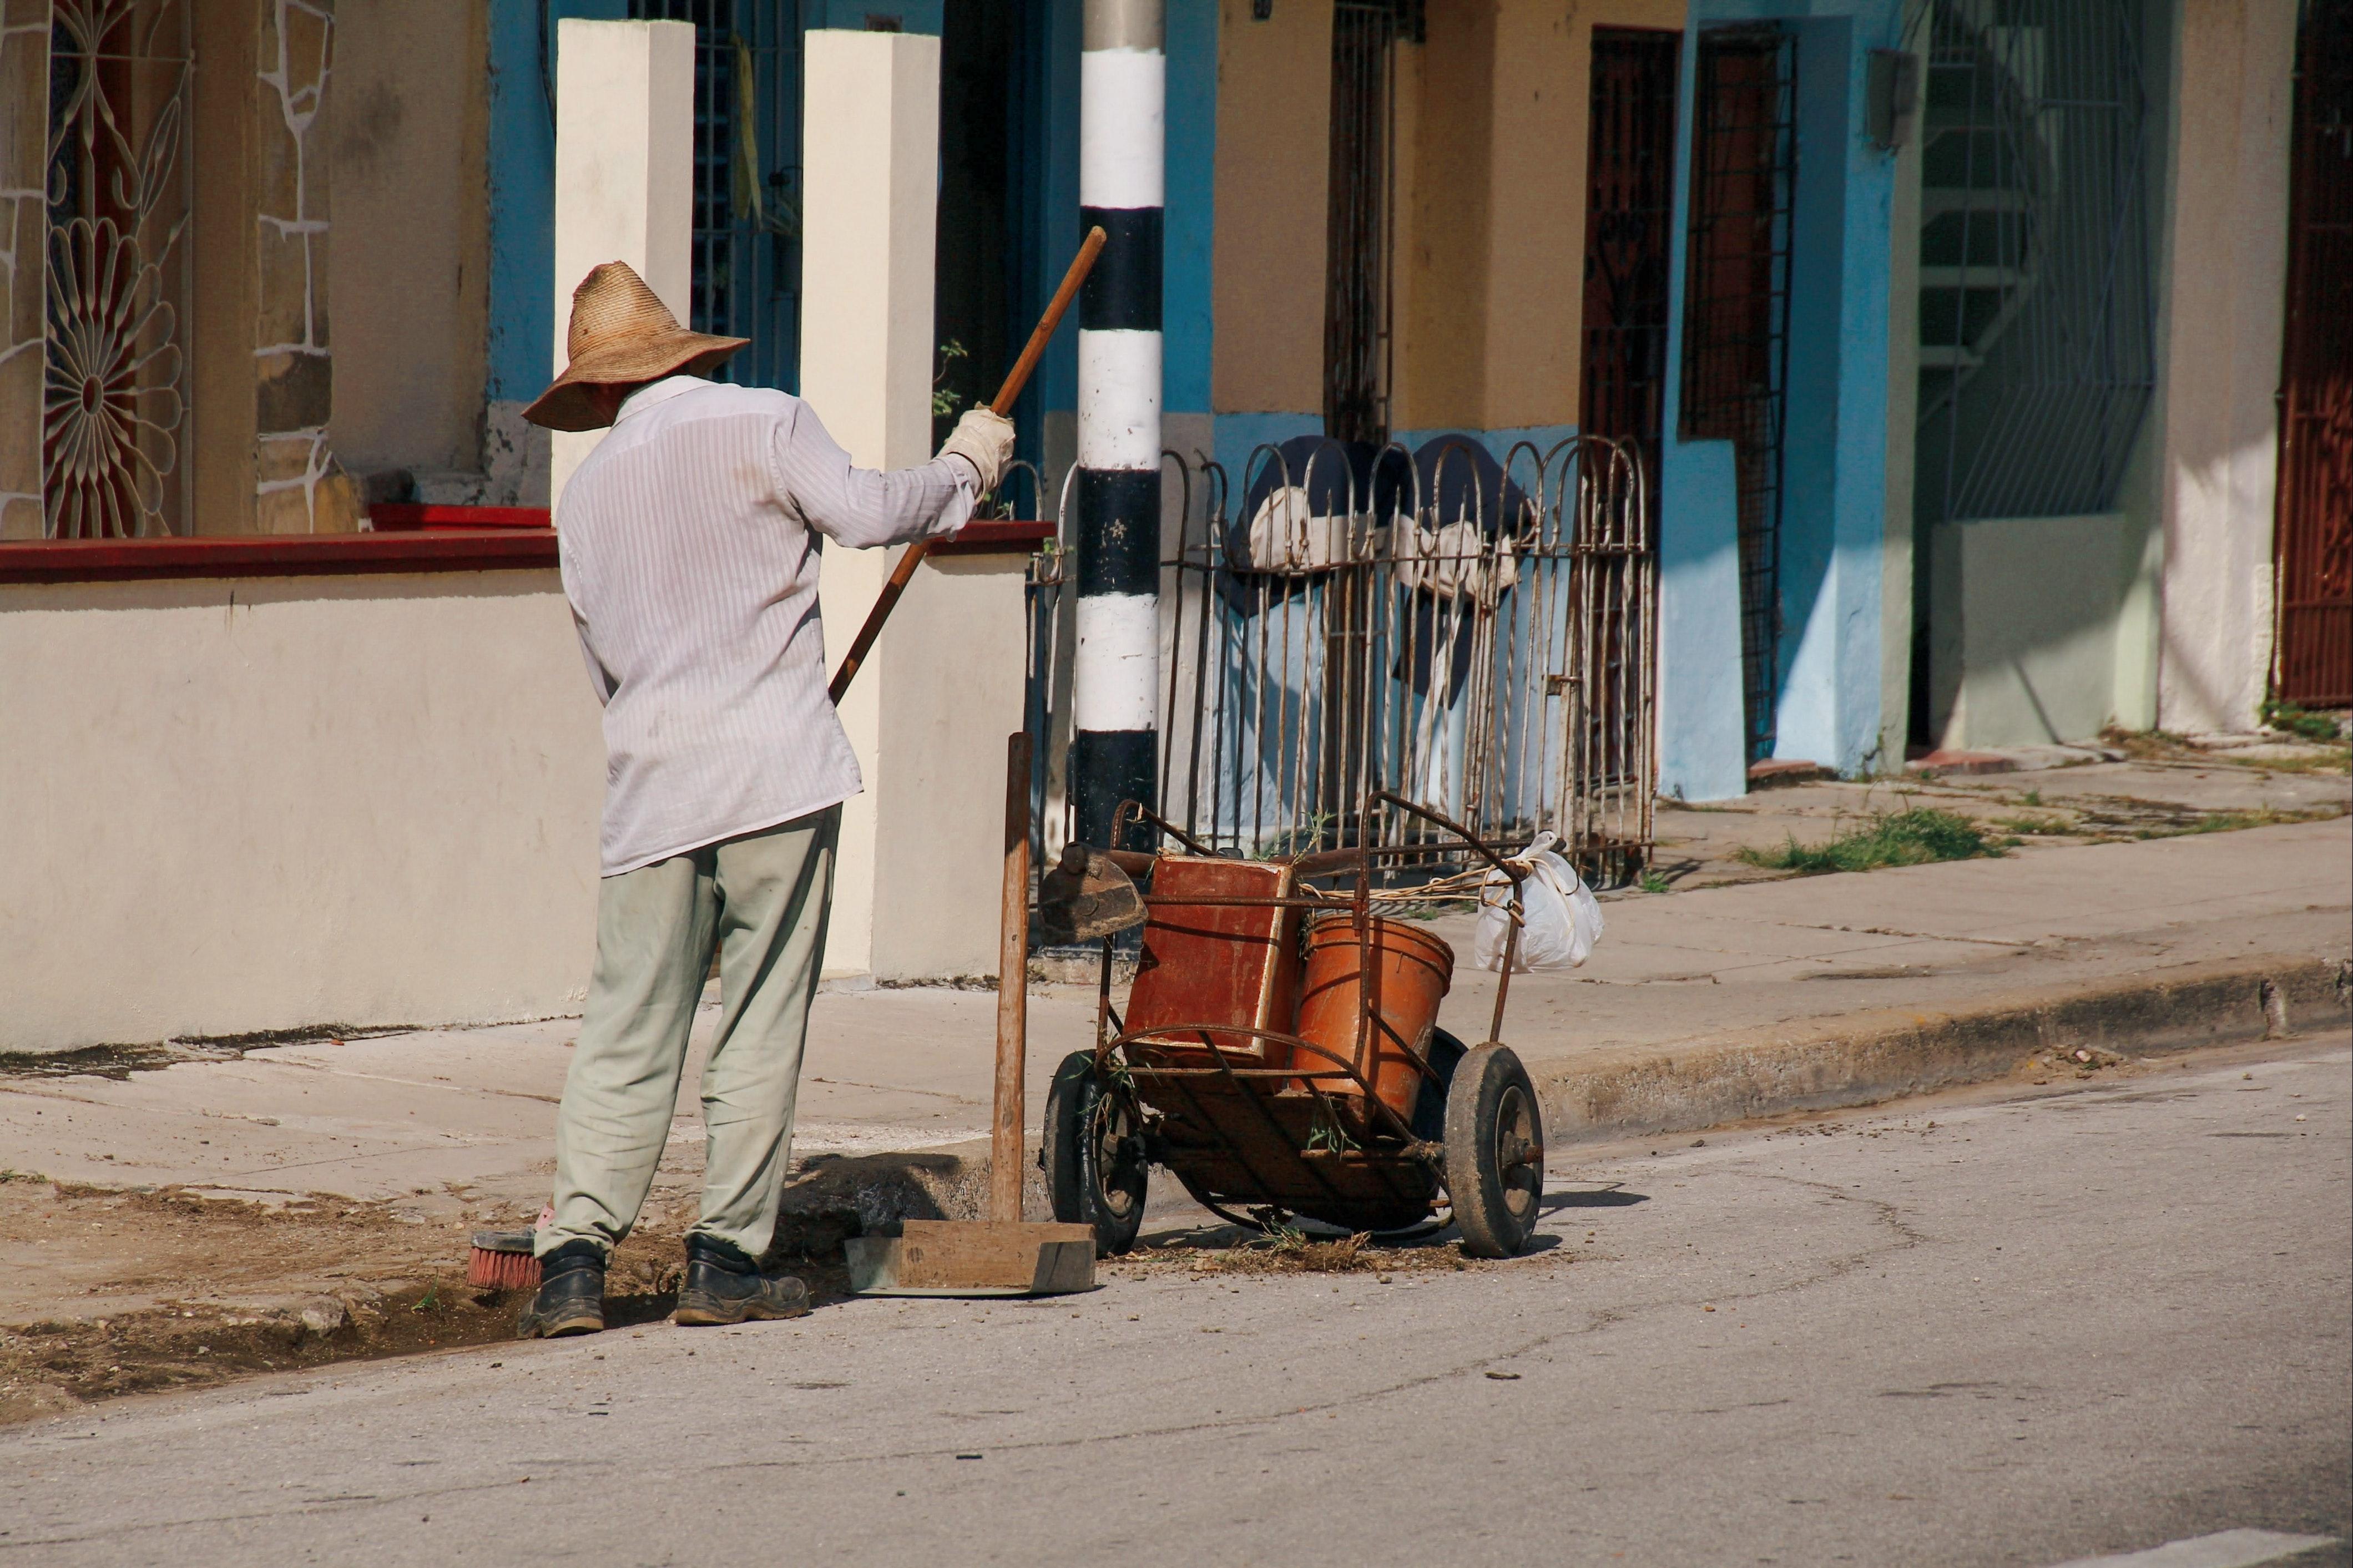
[1080,436,1661,885]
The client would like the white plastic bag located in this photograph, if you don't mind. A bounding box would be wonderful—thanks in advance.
[1472,831,1604,973]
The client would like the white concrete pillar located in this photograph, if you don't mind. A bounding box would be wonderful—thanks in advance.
[549,19,695,508]
[2151,0,2296,735]
[802,30,1026,983]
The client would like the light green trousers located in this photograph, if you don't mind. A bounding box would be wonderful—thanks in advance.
[539,805,839,1262]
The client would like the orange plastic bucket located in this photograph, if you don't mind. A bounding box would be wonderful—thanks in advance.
[1293,914,1455,1124]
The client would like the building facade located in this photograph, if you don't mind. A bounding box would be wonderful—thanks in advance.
[1,0,2336,729]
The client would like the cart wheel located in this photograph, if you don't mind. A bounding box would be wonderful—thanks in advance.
[1043,1052,1148,1255]
[1442,1044,1545,1258]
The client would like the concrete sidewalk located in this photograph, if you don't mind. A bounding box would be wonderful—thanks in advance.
[4,814,2344,1222]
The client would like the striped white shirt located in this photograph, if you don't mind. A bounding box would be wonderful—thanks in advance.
[557,376,978,876]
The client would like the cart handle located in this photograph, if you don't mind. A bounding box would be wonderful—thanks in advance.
[1370,791,1523,882]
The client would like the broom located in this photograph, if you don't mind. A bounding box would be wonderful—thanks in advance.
[468,1204,553,1291]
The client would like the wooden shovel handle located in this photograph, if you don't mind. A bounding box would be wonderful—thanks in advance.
[827,226,1108,705]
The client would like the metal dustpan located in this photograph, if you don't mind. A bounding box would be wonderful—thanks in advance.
[1034,842,1146,945]
[848,734,1098,1298]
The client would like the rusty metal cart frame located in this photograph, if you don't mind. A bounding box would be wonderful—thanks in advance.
[1042,789,1550,1259]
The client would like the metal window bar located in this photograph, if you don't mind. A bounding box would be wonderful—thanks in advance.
[1325,0,1396,446]
[627,0,801,390]
[1123,437,1656,887]
[1913,0,2155,524]
[42,0,193,538]
[2271,0,2352,709]
[1581,27,1683,469]
[1680,26,1796,765]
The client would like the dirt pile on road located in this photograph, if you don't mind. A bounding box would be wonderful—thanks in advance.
[0,1177,841,1427]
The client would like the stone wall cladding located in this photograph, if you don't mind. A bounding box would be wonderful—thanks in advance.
[254,0,357,533]
[0,0,46,539]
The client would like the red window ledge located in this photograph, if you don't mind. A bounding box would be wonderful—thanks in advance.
[1,517,1053,585]
[0,530,559,585]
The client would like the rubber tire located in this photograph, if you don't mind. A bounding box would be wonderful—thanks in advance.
[1442,1044,1545,1258]
[1042,1051,1148,1255]
[1410,1026,1471,1144]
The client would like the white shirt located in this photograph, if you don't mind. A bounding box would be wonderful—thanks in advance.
[556,376,978,876]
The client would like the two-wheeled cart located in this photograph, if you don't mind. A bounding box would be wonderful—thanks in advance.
[1040,791,1547,1259]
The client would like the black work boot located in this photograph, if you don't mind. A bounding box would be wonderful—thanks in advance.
[518,1240,606,1338]
[673,1234,811,1327]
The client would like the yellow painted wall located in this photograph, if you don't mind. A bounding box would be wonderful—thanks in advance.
[1214,0,1685,432]
[1211,0,1331,415]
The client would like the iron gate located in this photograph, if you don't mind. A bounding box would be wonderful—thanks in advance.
[2274,0,2352,709]
[1681,26,1796,765]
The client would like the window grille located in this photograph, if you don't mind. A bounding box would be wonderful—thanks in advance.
[1324,0,1398,446]
[627,0,801,391]
[1912,0,2155,524]
[1680,26,1796,765]
[2273,0,2352,709]
[43,0,192,538]
[1581,27,1683,464]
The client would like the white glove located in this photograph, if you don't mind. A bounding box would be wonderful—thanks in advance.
[938,407,1015,495]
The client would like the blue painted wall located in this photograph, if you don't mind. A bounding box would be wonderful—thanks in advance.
[1016,0,1083,443]
[486,0,627,411]
[1654,0,1905,788]
[811,0,944,32]
[1655,21,1750,801]
[1769,13,1894,776]
[1165,0,1217,419]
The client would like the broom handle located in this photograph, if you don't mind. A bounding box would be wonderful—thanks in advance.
[827,226,1108,705]
[992,731,1033,1224]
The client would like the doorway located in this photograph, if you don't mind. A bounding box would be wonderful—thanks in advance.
[2274,0,2352,710]
[1680,25,1797,766]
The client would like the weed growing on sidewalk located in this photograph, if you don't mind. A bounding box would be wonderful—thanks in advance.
[2260,699,2346,742]
[2160,806,2317,837]
[1736,808,2004,876]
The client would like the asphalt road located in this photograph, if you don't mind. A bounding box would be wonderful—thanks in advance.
[3,1038,2345,1567]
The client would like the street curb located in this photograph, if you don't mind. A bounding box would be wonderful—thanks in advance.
[764,956,2350,1246]
[1533,953,2353,1146]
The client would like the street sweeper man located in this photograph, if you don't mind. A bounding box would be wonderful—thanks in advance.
[513,261,1014,1337]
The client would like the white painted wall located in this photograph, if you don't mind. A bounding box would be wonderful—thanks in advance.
[549,19,695,506]
[0,574,604,1053]
[2150,0,2295,735]
[800,29,1027,982]
[1930,514,2132,748]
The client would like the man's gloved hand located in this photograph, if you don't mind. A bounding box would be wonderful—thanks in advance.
[938,407,1016,495]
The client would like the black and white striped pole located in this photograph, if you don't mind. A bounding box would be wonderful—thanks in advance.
[1073,0,1163,853]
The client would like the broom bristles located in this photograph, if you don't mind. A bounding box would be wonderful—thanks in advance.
[468,1245,542,1291]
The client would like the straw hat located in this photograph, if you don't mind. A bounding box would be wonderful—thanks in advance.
[522,261,750,431]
